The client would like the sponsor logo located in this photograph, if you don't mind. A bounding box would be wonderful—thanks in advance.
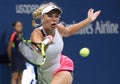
[16,4,40,14]
[61,20,119,35]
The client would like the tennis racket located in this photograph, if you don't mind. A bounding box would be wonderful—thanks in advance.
[18,38,50,66]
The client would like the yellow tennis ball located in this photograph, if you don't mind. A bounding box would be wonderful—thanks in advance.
[80,47,90,57]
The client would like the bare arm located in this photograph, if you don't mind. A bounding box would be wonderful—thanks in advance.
[58,8,101,37]
[30,28,53,49]
[7,41,12,62]
[30,28,43,43]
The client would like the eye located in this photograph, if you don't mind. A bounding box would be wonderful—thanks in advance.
[55,15,60,18]
[48,14,53,18]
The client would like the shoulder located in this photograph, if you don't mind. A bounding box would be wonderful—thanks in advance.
[57,23,69,37]
[57,23,65,36]
[57,23,65,29]
[30,27,44,43]
[9,31,17,42]
[31,28,42,37]
[31,28,41,35]
[10,31,17,36]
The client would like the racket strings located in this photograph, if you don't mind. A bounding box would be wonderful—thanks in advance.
[18,42,45,65]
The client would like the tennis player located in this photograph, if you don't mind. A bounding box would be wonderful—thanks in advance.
[31,2,101,84]
[7,21,26,84]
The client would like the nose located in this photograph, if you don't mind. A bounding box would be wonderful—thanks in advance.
[52,16,57,22]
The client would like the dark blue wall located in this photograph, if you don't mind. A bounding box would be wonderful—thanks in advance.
[0,0,120,84]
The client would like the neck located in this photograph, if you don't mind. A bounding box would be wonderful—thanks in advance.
[16,31,22,34]
[43,26,55,36]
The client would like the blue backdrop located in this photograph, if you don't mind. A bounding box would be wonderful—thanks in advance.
[0,0,120,84]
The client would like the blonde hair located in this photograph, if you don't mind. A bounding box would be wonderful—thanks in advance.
[32,2,56,27]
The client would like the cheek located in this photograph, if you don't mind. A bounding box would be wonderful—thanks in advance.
[56,18,60,23]
[43,17,52,25]
[46,18,52,23]
[19,27,22,30]
[16,27,22,31]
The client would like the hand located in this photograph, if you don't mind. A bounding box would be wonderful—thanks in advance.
[87,8,101,22]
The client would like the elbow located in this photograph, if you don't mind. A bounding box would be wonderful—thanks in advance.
[7,47,10,54]
[64,35,69,37]
[62,28,71,37]
[63,32,72,37]
[7,45,12,53]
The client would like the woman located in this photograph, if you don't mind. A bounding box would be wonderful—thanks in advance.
[31,2,101,84]
[7,21,26,84]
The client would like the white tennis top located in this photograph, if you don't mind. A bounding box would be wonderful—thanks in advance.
[37,27,64,83]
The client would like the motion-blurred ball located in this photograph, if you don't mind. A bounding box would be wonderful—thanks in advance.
[80,47,90,57]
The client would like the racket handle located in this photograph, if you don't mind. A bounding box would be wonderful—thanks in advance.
[42,35,53,45]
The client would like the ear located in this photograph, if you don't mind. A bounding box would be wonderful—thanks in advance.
[41,15,44,22]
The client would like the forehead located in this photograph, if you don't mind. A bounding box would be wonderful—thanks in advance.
[15,22,22,26]
[46,9,61,15]
[16,21,22,24]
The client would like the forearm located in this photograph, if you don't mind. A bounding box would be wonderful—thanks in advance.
[7,42,12,62]
[67,18,91,35]
[7,48,12,61]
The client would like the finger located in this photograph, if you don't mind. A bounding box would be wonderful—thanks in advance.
[88,8,92,15]
[94,10,101,16]
[91,8,94,13]
[94,10,101,14]
[88,8,94,14]
[88,8,92,13]
[97,10,101,14]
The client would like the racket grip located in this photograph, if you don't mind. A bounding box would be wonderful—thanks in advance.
[42,35,53,45]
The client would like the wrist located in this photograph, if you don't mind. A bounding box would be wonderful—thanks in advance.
[43,35,53,45]
[86,18,92,23]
